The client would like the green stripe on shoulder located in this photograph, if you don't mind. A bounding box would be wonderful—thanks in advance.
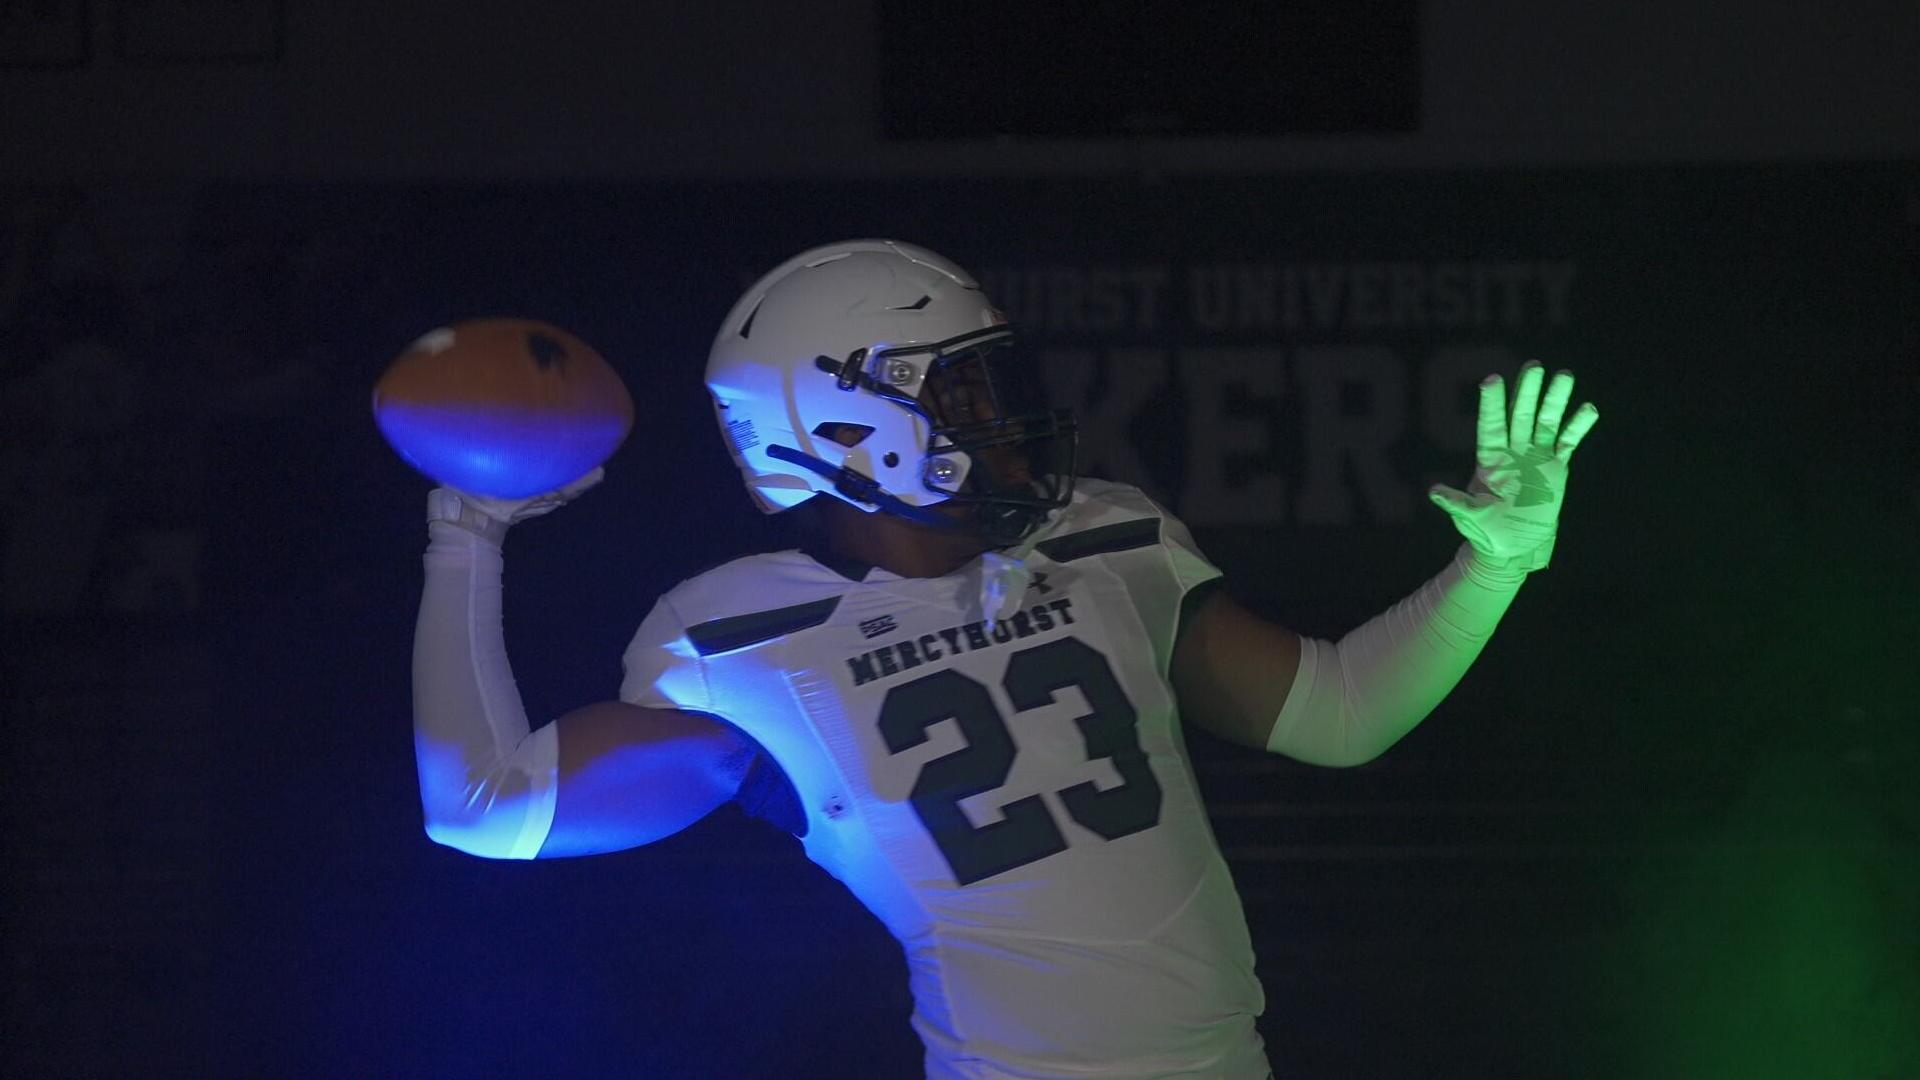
[1035,517,1161,563]
[687,596,841,656]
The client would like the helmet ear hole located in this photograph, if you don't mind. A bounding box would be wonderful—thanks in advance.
[812,422,875,448]
[883,452,900,468]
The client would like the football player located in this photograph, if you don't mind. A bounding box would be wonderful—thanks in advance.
[410,240,1599,1079]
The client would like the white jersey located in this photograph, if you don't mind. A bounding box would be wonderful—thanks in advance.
[621,480,1269,1079]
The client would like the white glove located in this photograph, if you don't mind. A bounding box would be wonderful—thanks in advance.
[1428,363,1599,571]
[426,467,605,547]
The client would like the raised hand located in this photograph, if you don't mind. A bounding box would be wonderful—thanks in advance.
[1428,363,1599,571]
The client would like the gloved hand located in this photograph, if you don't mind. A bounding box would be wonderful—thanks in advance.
[427,467,605,545]
[1428,363,1599,571]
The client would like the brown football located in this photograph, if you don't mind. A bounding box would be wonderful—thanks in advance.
[372,318,633,498]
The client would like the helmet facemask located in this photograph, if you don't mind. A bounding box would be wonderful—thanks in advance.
[819,326,1076,546]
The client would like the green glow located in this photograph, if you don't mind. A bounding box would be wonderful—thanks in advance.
[1614,748,1918,1077]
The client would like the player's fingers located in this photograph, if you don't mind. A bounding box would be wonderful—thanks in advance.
[1428,483,1499,514]
[1508,362,1544,451]
[1554,403,1600,461]
[1428,483,1471,514]
[1475,374,1507,471]
[1534,369,1574,445]
[559,466,606,498]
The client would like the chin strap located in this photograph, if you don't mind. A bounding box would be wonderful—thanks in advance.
[766,443,959,531]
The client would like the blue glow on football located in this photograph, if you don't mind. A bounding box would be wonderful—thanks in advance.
[372,320,633,499]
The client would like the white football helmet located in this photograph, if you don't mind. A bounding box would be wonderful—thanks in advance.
[706,239,1074,546]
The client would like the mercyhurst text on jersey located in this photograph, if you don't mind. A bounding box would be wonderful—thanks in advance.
[846,595,1079,686]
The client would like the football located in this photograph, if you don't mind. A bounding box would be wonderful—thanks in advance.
[372,318,633,498]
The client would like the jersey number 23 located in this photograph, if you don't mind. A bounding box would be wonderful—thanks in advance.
[877,636,1162,885]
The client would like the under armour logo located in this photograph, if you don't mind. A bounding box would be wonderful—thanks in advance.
[1030,572,1053,594]
[1511,453,1557,509]
[859,615,898,639]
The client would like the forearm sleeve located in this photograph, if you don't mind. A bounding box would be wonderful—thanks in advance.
[413,520,558,858]
[1266,543,1527,766]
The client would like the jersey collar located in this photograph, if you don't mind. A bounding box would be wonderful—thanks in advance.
[799,542,875,583]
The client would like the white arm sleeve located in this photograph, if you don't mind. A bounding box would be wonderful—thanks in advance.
[1267,543,1527,767]
[412,518,558,859]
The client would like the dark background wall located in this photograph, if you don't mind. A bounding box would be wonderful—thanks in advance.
[3,3,1916,1078]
